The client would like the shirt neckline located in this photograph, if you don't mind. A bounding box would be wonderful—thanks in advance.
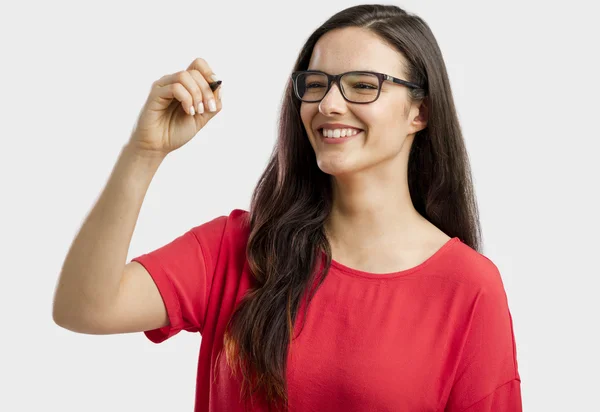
[325,237,461,280]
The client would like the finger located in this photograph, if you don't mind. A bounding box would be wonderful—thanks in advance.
[151,80,194,115]
[173,70,205,115]
[153,71,201,115]
[187,58,221,102]
[188,69,220,114]
[186,57,217,81]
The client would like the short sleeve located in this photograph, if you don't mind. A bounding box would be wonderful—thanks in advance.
[445,269,522,412]
[130,215,228,344]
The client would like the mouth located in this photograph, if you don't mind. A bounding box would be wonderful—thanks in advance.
[317,128,363,144]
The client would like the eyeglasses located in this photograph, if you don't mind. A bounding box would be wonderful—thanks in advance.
[291,70,424,104]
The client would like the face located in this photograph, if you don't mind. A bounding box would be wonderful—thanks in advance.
[300,27,427,177]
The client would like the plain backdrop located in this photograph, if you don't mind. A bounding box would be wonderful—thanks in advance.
[1,0,599,410]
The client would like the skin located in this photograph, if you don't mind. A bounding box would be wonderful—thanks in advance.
[300,27,450,273]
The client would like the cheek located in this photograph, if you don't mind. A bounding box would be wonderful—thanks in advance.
[377,103,409,132]
[368,111,408,147]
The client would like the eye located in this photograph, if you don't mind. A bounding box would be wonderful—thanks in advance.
[306,82,326,89]
[354,83,377,90]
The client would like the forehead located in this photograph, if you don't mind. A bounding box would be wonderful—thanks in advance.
[308,27,406,76]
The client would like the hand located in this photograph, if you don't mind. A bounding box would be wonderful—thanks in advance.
[128,57,222,156]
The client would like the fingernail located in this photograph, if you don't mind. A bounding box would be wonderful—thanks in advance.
[190,106,195,116]
[197,102,204,114]
[210,74,219,82]
[208,99,217,112]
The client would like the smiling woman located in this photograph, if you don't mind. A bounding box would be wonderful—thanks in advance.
[223,8,522,408]
[298,26,430,178]
[53,3,522,412]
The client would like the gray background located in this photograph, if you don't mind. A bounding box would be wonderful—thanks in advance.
[1,0,598,410]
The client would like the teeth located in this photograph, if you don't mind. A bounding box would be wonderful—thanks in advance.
[321,128,361,138]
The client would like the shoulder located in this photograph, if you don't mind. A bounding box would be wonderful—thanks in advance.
[189,208,250,241]
[187,209,250,263]
[443,240,508,295]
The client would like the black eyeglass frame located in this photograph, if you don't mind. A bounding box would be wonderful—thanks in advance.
[291,70,425,104]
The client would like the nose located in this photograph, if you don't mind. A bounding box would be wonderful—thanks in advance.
[318,83,347,116]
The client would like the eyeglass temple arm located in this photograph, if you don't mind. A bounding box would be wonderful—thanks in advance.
[385,74,423,90]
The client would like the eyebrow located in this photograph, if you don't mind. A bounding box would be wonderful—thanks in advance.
[307,69,381,74]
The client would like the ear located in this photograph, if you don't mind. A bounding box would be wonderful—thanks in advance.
[409,97,429,134]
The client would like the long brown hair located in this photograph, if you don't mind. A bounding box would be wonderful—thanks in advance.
[221,4,482,410]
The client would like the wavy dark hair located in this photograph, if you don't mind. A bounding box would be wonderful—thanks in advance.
[220,4,482,410]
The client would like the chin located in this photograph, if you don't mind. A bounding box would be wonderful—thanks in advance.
[316,155,360,176]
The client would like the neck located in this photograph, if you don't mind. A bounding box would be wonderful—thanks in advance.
[324,161,431,252]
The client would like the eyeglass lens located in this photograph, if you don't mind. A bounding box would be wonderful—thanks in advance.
[295,72,380,103]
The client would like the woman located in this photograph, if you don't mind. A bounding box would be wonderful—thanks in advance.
[53,4,522,411]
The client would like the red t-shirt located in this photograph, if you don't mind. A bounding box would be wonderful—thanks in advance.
[131,209,522,411]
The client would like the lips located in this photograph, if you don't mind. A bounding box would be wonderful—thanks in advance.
[318,128,362,137]
[313,122,365,143]
[316,122,363,131]
[317,128,363,143]
[317,127,363,134]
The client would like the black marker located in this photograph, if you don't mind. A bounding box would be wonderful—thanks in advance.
[209,80,222,91]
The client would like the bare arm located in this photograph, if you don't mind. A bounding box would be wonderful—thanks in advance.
[53,57,222,334]
[52,143,167,333]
